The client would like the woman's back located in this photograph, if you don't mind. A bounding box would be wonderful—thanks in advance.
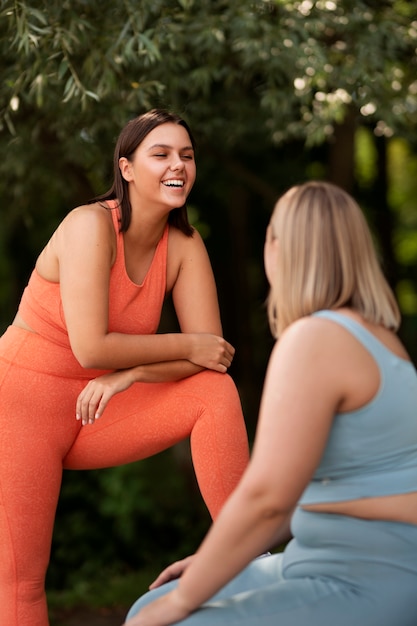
[300,309,417,524]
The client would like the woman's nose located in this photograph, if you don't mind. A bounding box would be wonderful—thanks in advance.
[169,155,184,171]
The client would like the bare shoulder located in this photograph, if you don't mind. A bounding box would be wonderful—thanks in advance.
[269,316,354,407]
[168,225,200,248]
[285,310,409,362]
[61,202,114,232]
[274,315,357,374]
[54,202,114,248]
[278,315,338,351]
[168,226,208,263]
[263,317,346,423]
[277,313,378,377]
[39,202,116,275]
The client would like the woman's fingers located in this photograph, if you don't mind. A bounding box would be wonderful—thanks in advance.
[76,383,104,425]
[148,556,195,590]
[76,371,135,425]
[189,335,236,372]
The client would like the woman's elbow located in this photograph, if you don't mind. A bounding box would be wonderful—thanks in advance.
[240,481,293,521]
[71,342,106,369]
[257,499,291,523]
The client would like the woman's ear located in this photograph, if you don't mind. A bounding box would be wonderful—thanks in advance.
[119,157,133,182]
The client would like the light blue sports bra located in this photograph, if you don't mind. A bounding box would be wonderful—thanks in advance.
[299,310,417,505]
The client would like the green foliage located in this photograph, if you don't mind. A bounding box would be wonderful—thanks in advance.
[48,568,154,615]
[355,127,417,315]
[47,445,210,592]
[1,0,416,144]
[1,0,417,604]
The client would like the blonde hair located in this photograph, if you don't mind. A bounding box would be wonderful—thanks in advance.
[267,181,400,338]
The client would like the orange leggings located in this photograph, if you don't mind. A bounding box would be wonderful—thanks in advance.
[0,326,249,626]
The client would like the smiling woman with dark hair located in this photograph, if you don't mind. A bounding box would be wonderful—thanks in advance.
[0,109,249,626]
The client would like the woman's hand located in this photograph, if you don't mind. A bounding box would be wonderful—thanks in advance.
[123,589,192,626]
[188,334,235,373]
[122,557,195,625]
[149,555,195,590]
[76,369,136,425]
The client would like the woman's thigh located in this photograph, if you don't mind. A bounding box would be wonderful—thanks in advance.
[126,552,417,626]
[125,554,360,626]
[64,370,247,470]
[126,554,284,622]
[126,508,417,626]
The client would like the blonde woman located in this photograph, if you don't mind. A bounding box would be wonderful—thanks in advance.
[125,181,417,626]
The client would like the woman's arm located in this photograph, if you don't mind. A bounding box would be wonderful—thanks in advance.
[71,219,233,423]
[76,360,205,424]
[168,227,223,336]
[54,207,232,371]
[144,510,293,592]
[124,318,344,625]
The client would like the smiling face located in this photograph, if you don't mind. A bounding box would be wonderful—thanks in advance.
[119,122,196,215]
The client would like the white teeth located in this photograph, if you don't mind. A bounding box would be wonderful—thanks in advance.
[162,179,184,188]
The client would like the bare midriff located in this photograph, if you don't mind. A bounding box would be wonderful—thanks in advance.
[302,491,417,525]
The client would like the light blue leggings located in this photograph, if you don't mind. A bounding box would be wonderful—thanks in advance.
[127,508,417,626]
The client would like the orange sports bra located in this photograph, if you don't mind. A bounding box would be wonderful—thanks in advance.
[17,204,168,348]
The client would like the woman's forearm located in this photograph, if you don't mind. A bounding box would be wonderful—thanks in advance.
[174,484,291,613]
[128,360,204,383]
[71,331,232,374]
[72,332,191,370]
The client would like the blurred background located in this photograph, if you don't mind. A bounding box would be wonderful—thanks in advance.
[1,0,416,622]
